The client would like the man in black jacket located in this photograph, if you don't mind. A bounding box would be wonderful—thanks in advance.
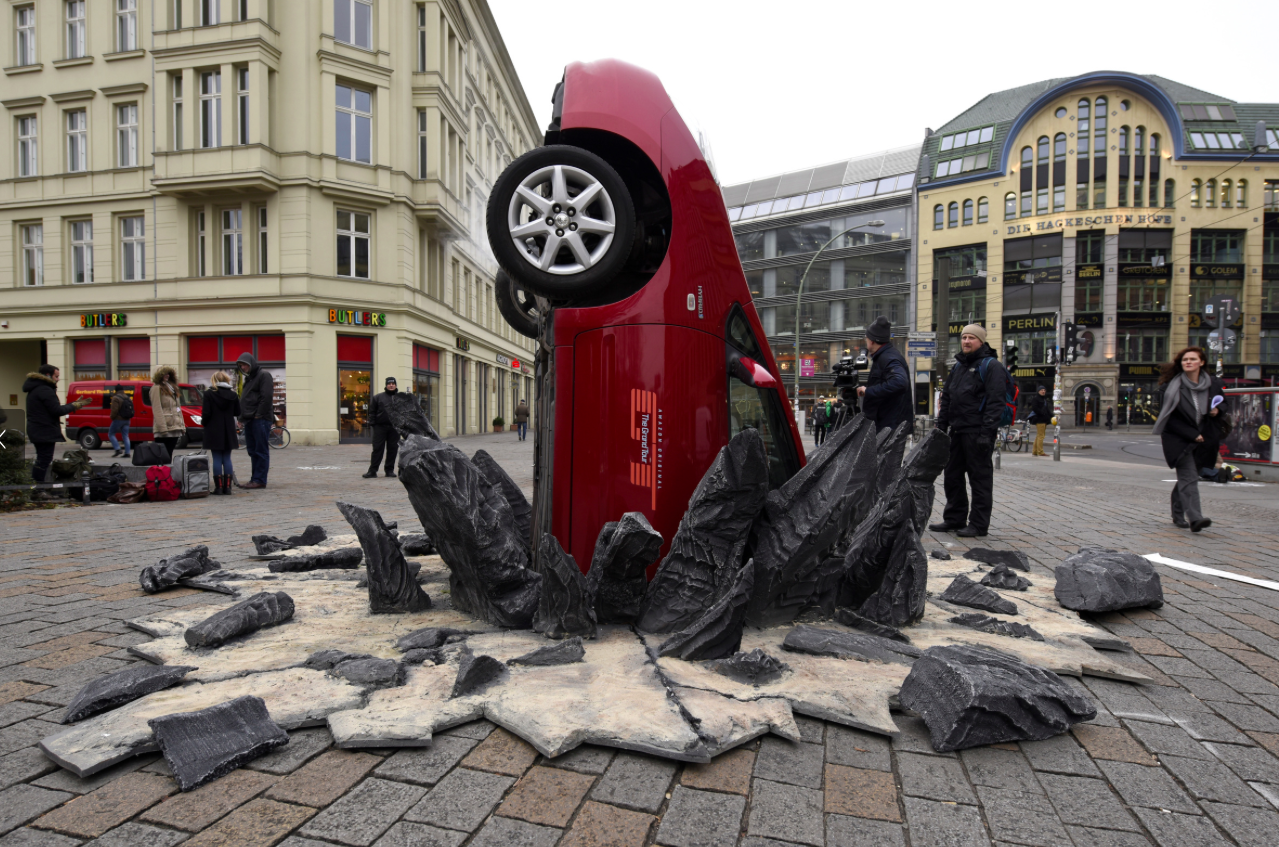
[1027,384,1050,456]
[928,324,1008,537]
[236,352,274,489]
[23,365,89,482]
[811,397,828,447]
[364,377,401,478]
[857,316,912,432]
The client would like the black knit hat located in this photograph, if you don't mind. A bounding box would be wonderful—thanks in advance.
[385,377,397,385]
[866,316,892,344]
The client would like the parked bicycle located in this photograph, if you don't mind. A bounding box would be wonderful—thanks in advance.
[996,421,1029,453]
[237,417,290,450]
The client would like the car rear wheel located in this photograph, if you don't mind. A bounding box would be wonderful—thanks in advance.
[488,145,635,299]
[76,429,102,450]
[495,268,540,339]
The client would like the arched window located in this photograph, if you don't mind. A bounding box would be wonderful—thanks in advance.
[1134,126,1144,155]
[1119,126,1129,156]
[934,204,944,230]
[1094,97,1107,153]
[1037,136,1049,164]
[1236,179,1247,207]
[1221,178,1233,208]
[1054,133,1066,161]
[977,196,989,223]
[1191,179,1201,207]
[1205,178,1217,208]
[962,199,974,226]
[1021,146,1033,168]
[947,202,959,228]
[1077,98,1090,136]
[1150,133,1160,156]
[1004,192,1017,220]
[1164,179,1175,208]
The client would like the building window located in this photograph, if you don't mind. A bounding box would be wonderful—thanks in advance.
[1164,179,1175,208]
[1221,178,1233,209]
[1077,98,1089,137]
[1190,179,1201,208]
[335,0,372,50]
[417,4,426,72]
[172,75,184,150]
[1053,133,1066,162]
[1191,230,1243,263]
[1053,185,1065,212]
[1037,136,1049,164]
[237,67,249,144]
[1020,190,1031,217]
[947,202,958,228]
[200,71,221,147]
[199,0,219,26]
[116,0,137,51]
[1036,188,1048,214]
[117,104,138,167]
[1236,179,1247,208]
[1094,97,1107,151]
[337,209,370,279]
[1118,178,1128,207]
[15,5,35,66]
[196,211,207,276]
[1004,193,1016,220]
[336,84,372,163]
[1020,147,1032,169]
[22,224,43,286]
[1265,180,1279,210]
[961,199,973,226]
[1118,278,1169,311]
[18,116,38,177]
[121,216,145,280]
[66,1,85,59]
[66,109,87,172]
[222,209,244,275]
[1077,230,1105,265]
[1117,329,1168,364]
[977,196,988,224]
[938,126,993,151]
[1204,178,1216,209]
[238,0,248,21]
[1119,126,1128,156]
[1077,182,1088,210]
[1075,278,1102,311]
[418,108,427,178]
[257,207,268,273]
[70,220,92,284]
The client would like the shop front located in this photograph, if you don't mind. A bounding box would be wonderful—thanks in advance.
[188,334,287,424]
[413,344,442,427]
[1119,363,1163,425]
[337,335,375,444]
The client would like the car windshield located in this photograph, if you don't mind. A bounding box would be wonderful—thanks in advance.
[179,387,203,406]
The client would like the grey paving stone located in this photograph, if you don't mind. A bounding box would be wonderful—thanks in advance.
[0,784,72,836]
[0,748,58,792]
[0,721,50,758]
[975,786,1068,847]
[1085,679,1169,723]
[739,838,802,847]
[1210,701,1279,732]
[1097,760,1199,814]
[436,721,495,741]
[745,779,823,847]
[751,738,823,790]
[275,838,333,847]
[793,716,824,744]
[1062,826,1154,847]
[32,757,150,795]
[896,752,977,804]
[590,751,676,813]
[1204,741,1279,783]
[299,778,426,846]
[901,796,989,847]
[654,786,745,847]
[404,769,514,833]
[1160,754,1271,807]
[540,744,613,774]
[825,725,891,772]
[462,817,559,847]
[891,716,954,757]
[0,829,82,847]
[1175,676,1255,704]
[960,746,1039,791]
[825,815,906,847]
[0,703,51,730]
[82,823,187,847]
[370,823,464,847]
[1171,712,1252,744]
[1215,671,1279,697]
[1037,773,1139,831]
[244,727,331,775]
[1021,732,1102,777]
[1123,720,1213,760]
[1203,797,1279,845]
[1131,809,1229,847]
[1143,685,1212,716]
[1150,656,1214,678]
[373,737,478,786]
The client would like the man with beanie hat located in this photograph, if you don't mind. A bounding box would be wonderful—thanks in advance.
[364,377,401,479]
[857,316,912,432]
[1027,384,1051,456]
[929,324,1008,537]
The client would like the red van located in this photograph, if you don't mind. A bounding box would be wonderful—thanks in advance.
[64,380,205,451]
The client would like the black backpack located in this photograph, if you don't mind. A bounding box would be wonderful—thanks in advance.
[117,395,135,419]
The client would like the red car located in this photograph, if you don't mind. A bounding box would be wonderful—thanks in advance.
[488,59,805,575]
[64,380,204,450]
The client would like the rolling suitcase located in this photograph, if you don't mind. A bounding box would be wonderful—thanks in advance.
[172,452,211,499]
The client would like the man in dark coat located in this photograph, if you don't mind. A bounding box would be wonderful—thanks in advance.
[23,365,89,482]
[811,397,829,447]
[365,377,402,478]
[1026,384,1051,456]
[857,316,912,432]
[929,324,1007,538]
[235,352,274,489]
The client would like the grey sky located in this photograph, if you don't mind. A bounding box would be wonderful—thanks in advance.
[488,0,1275,187]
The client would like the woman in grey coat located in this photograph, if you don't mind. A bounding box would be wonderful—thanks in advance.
[1152,347,1224,532]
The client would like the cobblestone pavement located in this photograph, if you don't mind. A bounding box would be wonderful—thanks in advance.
[3,432,1279,846]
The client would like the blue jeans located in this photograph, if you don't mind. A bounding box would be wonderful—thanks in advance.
[212,450,234,476]
[108,420,131,454]
[245,418,270,484]
[517,421,527,440]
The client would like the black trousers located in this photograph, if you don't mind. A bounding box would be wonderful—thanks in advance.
[31,442,56,482]
[369,425,399,473]
[942,430,995,532]
[814,425,826,446]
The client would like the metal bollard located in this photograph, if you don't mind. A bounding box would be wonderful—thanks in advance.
[994,446,1001,470]
[1052,425,1061,461]
[81,469,91,506]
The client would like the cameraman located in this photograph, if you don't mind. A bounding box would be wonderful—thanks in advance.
[856,317,911,432]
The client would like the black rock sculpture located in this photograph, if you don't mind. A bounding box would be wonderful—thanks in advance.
[1054,547,1164,613]
[981,565,1032,591]
[63,664,196,724]
[184,591,295,649]
[251,526,327,556]
[1080,635,1134,653]
[939,575,1018,616]
[402,648,447,665]
[967,548,1031,572]
[930,550,952,561]
[396,627,471,652]
[472,450,532,548]
[399,436,541,628]
[398,534,435,557]
[384,393,440,441]
[148,695,288,791]
[140,546,220,594]
[331,657,405,689]
[833,608,912,644]
[746,418,874,627]
[855,526,928,627]
[707,648,789,686]
[356,562,421,589]
[510,637,586,666]
[268,547,362,573]
[949,613,1045,641]
[337,501,432,615]
[304,650,374,671]
[585,513,663,624]
[782,624,922,665]
[532,534,597,640]
[657,559,755,661]
[898,645,1097,752]
[638,429,769,633]
[451,651,505,698]
[873,421,910,498]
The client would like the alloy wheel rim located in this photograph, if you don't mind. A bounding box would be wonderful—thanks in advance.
[506,164,616,275]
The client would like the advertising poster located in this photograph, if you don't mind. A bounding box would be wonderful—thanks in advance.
[1221,392,1275,463]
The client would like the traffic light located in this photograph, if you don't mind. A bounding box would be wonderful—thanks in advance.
[1004,338,1019,371]
[1063,322,1079,364]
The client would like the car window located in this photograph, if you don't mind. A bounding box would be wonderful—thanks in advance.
[726,307,764,360]
[140,386,151,407]
[180,387,203,406]
[724,305,800,489]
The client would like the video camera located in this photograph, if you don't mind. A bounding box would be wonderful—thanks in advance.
[828,350,869,429]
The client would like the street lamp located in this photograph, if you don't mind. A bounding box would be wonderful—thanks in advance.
[792,220,886,410]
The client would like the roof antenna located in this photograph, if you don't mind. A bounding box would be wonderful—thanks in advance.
[1255,120,1269,154]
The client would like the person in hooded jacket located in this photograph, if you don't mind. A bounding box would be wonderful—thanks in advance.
[929,324,1008,538]
[1026,384,1051,456]
[1153,347,1224,531]
[151,366,188,460]
[236,352,274,489]
[201,370,242,495]
[23,364,90,482]
[364,377,402,479]
[857,316,912,432]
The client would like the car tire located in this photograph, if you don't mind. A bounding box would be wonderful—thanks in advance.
[487,145,636,300]
[76,429,102,450]
[495,268,540,339]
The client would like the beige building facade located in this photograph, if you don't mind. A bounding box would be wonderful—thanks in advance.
[1,0,540,444]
